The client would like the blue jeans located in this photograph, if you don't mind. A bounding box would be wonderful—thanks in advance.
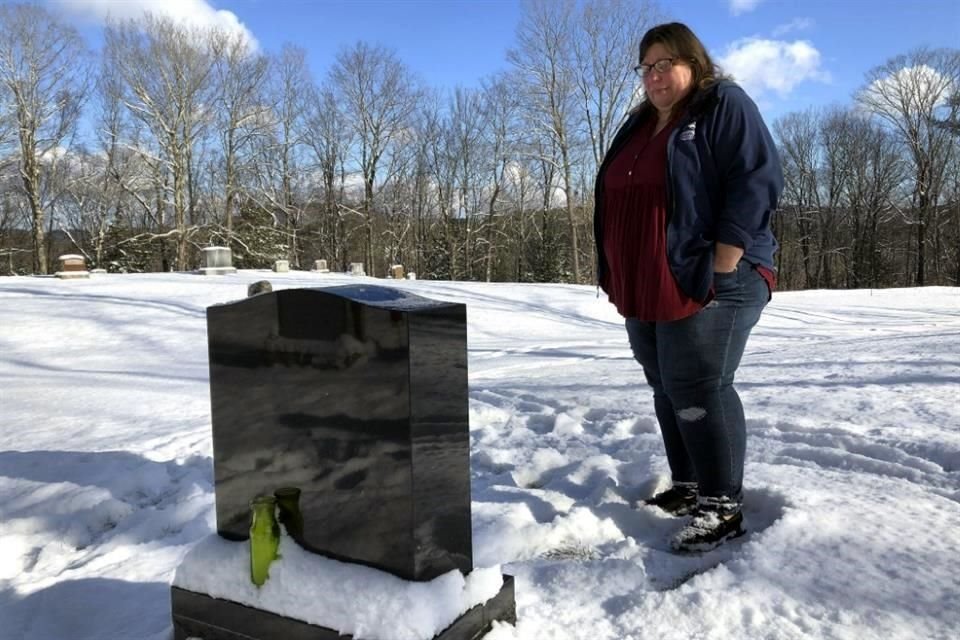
[625,260,769,504]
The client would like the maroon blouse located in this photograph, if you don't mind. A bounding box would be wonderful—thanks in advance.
[602,117,703,321]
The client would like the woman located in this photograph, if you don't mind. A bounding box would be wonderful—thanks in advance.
[593,22,783,552]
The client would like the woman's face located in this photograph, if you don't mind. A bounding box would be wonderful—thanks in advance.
[641,43,694,115]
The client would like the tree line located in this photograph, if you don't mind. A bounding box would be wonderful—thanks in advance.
[1,1,958,289]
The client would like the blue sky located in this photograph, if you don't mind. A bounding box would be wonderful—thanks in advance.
[39,0,960,124]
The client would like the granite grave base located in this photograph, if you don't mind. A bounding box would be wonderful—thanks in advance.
[171,575,515,640]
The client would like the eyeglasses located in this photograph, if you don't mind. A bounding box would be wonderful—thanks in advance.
[634,57,676,78]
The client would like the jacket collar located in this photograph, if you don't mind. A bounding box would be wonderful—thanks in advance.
[598,80,729,179]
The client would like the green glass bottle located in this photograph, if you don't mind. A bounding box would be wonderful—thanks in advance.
[274,487,305,542]
[249,495,280,587]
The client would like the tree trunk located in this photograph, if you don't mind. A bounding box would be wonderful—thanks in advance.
[224,129,236,237]
[917,163,928,286]
[174,146,188,271]
[25,167,47,274]
[365,179,375,276]
[562,148,580,283]
[485,183,501,283]
[916,207,926,286]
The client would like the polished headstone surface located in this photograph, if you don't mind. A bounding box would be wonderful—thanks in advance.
[171,576,516,640]
[206,285,471,581]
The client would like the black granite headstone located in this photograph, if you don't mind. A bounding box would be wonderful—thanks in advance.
[205,285,472,581]
[172,285,516,640]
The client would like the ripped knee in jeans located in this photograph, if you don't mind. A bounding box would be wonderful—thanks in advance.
[677,406,707,422]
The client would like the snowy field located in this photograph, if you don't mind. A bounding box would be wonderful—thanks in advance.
[1,270,958,640]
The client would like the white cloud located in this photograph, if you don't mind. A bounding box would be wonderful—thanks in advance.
[729,0,764,16]
[718,38,830,100]
[772,17,814,37]
[39,145,69,165]
[861,64,956,112]
[55,0,258,50]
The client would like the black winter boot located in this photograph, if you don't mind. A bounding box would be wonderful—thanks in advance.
[670,501,745,553]
[643,483,698,516]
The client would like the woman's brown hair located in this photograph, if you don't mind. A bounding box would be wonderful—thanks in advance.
[631,22,726,118]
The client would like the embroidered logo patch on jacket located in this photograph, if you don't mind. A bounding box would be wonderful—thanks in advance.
[679,123,696,141]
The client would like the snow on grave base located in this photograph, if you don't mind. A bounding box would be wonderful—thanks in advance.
[170,285,516,637]
[171,577,516,640]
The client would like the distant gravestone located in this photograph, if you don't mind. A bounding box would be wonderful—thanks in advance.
[349,262,365,276]
[407,271,417,280]
[312,259,329,273]
[200,247,237,276]
[273,260,289,273]
[55,254,89,279]
[170,285,516,639]
[390,264,404,280]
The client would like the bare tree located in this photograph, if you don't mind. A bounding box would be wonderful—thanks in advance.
[816,107,858,286]
[303,85,351,269]
[236,45,312,267]
[104,14,217,271]
[378,129,419,271]
[839,113,906,287]
[774,110,821,288]
[330,42,420,277]
[448,86,486,279]
[479,73,522,281]
[944,149,960,284]
[266,45,311,266]
[509,0,583,282]
[0,4,89,273]
[409,98,448,278]
[0,84,13,172]
[775,107,914,288]
[857,48,960,285]
[90,64,127,267]
[210,31,270,238]
[55,147,103,264]
[935,91,960,136]
[527,133,566,282]
[423,96,459,279]
[89,58,166,270]
[572,0,654,170]
[504,149,541,281]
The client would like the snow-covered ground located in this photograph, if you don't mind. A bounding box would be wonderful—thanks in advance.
[1,271,958,640]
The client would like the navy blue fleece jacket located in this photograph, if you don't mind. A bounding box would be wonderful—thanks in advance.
[594,80,783,304]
